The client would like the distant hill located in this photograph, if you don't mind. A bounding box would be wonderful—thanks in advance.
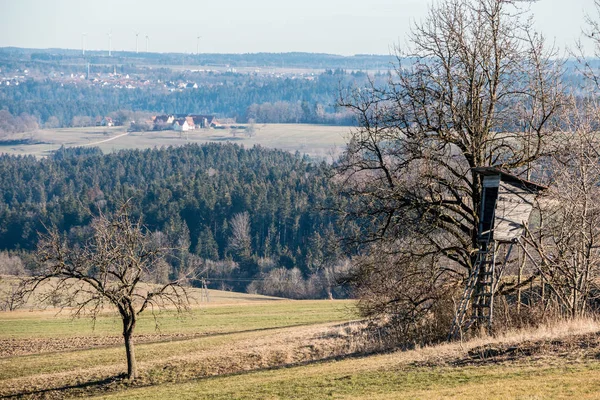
[0,47,397,71]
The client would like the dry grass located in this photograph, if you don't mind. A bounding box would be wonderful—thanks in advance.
[3,314,600,399]
[0,320,360,398]
[85,317,600,400]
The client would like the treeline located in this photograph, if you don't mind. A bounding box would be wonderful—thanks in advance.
[2,48,396,71]
[0,70,366,127]
[0,110,39,137]
[0,143,349,297]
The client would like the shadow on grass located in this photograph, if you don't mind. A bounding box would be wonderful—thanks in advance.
[5,351,384,399]
[2,374,128,399]
[2,321,365,398]
[0,139,49,146]
[209,136,245,141]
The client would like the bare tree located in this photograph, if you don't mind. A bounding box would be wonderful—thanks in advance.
[21,204,193,380]
[522,98,600,318]
[504,0,600,320]
[228,212,252,259]
[0,252,27,276]
[336,0,563,336]
[246,118,257,138]
[574,0,600,90]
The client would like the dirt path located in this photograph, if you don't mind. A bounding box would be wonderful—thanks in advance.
[0,333,202,358]
[82,132,129,147]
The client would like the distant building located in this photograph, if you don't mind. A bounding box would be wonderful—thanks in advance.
[172,119,192,131]
[101,117,114,127]
[185,116,196,129]
[189,114,218,128]
[151,114,217,131]
[154,115,175,125]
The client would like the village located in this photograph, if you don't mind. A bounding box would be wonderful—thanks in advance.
[149,114,221,131]
[95,113,238,132]
[0,62,320,93]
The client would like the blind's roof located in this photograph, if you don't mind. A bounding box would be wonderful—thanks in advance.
[473,167,548,192]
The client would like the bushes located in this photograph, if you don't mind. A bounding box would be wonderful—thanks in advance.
[0,252,27,276]
[247,262,351,300]
[0,110,38,138]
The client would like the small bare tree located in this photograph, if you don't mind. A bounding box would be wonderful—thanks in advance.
[0,280,26,311]
[21,204,193,380]
[246,118,257,138]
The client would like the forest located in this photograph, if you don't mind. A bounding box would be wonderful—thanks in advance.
[0,143,349,298]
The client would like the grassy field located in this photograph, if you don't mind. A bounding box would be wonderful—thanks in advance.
[0,124,351,161]
[93,359,600,400]
[0,293,357,399]
[3,289,600,398]
[91,319,600,400]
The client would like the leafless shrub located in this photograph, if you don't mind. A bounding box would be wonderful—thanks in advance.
[204,259,239,278]
[0,278,25,311]
[346,243,456,345]
[0,252,27,276]
[248,268,307,299]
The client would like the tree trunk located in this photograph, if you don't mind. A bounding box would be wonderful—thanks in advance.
[327,287,334,300]
[517,246,525,314]
[123,316,137,380]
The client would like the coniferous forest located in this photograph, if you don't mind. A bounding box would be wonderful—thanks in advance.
[0,144,347,296]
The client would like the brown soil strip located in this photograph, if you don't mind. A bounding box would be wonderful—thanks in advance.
[0,333,203,358]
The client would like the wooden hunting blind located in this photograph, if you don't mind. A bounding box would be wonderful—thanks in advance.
[475,167,548,243]
[449,167,547,340]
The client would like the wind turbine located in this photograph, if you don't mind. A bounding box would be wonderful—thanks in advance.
[135,32,140,53]
[81,33,87,55]
[145,35,149,52]
[196,35,202,55]
[108,30,112,57]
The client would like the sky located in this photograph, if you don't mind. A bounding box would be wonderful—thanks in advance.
[0,0,597,56]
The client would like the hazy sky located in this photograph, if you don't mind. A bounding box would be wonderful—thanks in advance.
[0,0,596,55]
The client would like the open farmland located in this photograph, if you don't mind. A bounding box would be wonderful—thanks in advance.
[0,124,350,161]
[89,320,600,400]
[0,289,357,399]
[4,292,600,399]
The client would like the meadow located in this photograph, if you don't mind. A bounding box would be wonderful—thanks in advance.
[0,124,350,161]
[0,288,357,398]
[3,282,600,399]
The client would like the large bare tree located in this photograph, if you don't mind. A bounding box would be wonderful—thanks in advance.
[22,204,193,380]
[337,0,564,334]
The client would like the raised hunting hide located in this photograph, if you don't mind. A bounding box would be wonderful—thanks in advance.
[474,167,547,243]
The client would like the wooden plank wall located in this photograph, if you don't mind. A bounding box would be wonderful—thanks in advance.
[493,181,536,242]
